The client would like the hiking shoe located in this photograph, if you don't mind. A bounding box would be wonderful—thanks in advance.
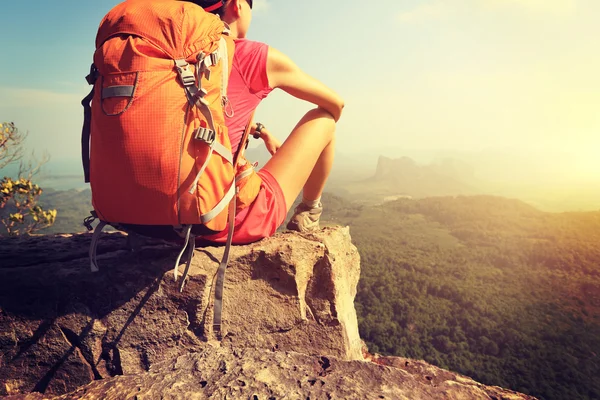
[286,202,323,232]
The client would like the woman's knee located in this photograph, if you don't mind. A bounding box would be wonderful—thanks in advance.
[304,107,336,121]
[299,108,336,142]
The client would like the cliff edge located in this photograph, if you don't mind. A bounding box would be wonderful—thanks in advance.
[0,227,535,399]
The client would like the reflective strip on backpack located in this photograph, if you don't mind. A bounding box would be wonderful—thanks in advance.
[102,85,135,99]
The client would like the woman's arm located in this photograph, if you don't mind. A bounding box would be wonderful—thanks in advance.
[266,47,345,122]
[250,122,281,156]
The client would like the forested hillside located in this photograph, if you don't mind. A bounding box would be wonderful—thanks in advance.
[322,195,600,400]
[38,188,92,234]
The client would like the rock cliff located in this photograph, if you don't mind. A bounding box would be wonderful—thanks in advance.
[0,227,536,399]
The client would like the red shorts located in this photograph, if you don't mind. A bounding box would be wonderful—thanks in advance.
[203,169,287,245]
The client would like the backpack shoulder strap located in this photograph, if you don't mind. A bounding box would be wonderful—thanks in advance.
[81,65,99,183]
[234,110,257,166]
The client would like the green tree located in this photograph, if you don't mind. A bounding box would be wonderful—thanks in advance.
[0,122,56,236]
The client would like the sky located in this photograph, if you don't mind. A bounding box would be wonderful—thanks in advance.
[1,0,599,181]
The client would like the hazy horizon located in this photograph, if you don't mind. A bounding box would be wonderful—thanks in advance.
[7,145,596,213]
[1,0,599,208]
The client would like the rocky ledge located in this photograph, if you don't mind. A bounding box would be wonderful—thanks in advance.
[0,227,536,399]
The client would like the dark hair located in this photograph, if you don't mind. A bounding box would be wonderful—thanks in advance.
[185,0,230,17]
[185,0,252,17]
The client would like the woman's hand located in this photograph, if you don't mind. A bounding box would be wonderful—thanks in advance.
[251,123,280,156]
[261,130,281,156]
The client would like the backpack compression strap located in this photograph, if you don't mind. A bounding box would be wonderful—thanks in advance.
[173,224,198,292]
[172,192,236,339]
[83,211,106,273]
[212,193,236,339]
[211,111,258,338]
[173,224,193,283]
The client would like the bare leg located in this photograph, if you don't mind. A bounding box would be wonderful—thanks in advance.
[302,136,335,202]
[262,108,336,211]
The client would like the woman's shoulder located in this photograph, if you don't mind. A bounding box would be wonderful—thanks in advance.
[234,38,269,55]
[232,39,270,79]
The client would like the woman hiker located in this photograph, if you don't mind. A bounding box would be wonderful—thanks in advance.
[196,0,345,244]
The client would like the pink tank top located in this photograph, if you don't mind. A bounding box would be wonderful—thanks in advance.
[226,39,273,154]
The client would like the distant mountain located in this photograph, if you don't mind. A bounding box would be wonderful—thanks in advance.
[339,156,479,201]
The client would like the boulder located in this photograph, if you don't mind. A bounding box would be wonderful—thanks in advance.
[0,227,361,396]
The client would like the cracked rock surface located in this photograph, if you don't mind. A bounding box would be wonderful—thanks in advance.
[0,227,536,399]
[0,227,362,396]
[5,348,536,400]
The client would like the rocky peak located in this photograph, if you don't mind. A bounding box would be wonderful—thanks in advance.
[0,228,535,399]
[374,156,419,180]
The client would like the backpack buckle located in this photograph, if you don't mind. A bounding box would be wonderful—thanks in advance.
[210,52,219,66]
[174,60,196,87]
[195,127,215,144]
[83,211,98,231]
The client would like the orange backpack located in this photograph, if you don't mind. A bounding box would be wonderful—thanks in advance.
[81,0,256,337]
